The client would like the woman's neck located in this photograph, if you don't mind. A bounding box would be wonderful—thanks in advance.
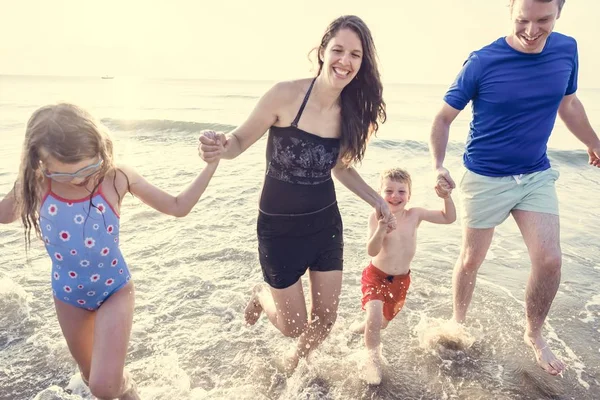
[312,75,342,111]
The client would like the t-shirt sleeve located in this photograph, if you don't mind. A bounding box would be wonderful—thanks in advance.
[443,53,481,110]
[565,43,578,95]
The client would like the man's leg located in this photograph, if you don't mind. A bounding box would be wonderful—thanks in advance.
[453,226,495,323]
[512,209,565,375]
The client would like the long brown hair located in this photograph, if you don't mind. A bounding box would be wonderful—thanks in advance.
[16,103,118,248]
[317,15,387,165]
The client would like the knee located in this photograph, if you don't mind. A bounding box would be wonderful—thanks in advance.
[89,376,123,400]
[312,308,338,332]
[534,251,562,274]
[459,251,484,273]
[280,318,307,338]
[365,313,384,332]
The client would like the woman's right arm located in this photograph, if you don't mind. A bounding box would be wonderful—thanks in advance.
[0,187,19,224]
[201,82,288,161]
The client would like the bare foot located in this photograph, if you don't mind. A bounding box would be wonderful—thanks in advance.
[349,319,366,334]
[244,284,264,325]
[283,347,300,374]
[362,350,383,385]
[119,374,141,400]
[524,332,565,376]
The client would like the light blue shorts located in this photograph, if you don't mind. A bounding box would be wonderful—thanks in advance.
[459,168,560,229]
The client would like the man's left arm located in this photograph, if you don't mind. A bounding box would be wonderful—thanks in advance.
[558,93,600,167]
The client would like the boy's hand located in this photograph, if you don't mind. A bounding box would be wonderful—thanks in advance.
[384,213,396,233]
[375,199,396,233]
[435,177,452,199]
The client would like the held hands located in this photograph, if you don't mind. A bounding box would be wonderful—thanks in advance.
[434,166,455,199]
[435,177,453,199]
[375,198,396,233]
[198,130,227,164]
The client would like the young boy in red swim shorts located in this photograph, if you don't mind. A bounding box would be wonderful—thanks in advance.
[351,167,456,384]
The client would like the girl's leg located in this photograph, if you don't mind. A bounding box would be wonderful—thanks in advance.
[54,298,96,382]
[88,281,137,400]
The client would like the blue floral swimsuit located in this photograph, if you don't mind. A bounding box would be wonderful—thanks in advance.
[40,182,130,310]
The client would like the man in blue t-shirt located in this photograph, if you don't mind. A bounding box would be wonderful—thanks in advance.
[429,0,600,376]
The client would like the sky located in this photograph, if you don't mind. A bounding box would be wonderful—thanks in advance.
[1,0,599,87]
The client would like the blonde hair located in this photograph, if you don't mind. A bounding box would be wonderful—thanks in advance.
[16,103,117,248]
[379,167,412,194]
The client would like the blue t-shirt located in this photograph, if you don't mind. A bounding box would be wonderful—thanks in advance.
[444,32,578,176]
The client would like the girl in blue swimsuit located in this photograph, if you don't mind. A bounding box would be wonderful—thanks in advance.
[0,103,218,399]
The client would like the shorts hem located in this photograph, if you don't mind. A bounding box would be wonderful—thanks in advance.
[263,275,302,290]
[512,205,559,216]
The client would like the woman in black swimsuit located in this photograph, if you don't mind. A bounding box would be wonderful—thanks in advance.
[199,15,393,370]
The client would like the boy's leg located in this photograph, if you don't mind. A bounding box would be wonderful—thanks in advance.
[363,300,385,385]
[88,282,137,400]
[351,311,389,334]
[364,300,385,350]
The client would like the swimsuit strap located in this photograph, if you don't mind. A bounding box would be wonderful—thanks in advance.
[291,78,317,128]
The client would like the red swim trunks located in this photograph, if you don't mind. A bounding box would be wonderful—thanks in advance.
[361,262,411,321]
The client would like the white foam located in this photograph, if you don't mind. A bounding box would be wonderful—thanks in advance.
[33,386,83,400]
[0,276,31,341]
[413,315,480,352]
[64,373,92,399]
[580,293,600,324]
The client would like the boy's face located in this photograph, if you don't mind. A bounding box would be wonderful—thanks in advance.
[381,178,410,212]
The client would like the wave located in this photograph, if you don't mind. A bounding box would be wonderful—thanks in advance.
[370,138,465,154]
[221,94,260,99]
[370,138,591,168]
[101,118,237,135]
[100,117,593,169]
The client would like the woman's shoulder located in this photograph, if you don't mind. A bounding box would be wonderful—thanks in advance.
[268,78,315,102]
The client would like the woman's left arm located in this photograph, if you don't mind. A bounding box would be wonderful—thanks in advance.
[332,164,395,229]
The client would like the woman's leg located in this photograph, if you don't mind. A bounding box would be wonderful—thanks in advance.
[245,279,308,338]
[289,270,342,368]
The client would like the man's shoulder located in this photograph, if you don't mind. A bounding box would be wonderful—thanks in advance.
[548,32,578,52]
[462,37,507,67]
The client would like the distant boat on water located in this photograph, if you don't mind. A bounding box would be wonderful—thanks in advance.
[101,76,114,80]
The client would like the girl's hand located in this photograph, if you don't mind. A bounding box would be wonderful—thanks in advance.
[198,130,226,164]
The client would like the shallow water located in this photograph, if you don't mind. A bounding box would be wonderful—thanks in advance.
[1,75,599,399]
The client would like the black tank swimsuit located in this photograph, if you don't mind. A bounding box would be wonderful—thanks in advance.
[257,79,343,289]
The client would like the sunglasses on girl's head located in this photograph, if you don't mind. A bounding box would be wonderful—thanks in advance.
[43,158,104,182]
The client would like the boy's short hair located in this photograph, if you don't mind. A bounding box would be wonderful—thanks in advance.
[380,167,412,193]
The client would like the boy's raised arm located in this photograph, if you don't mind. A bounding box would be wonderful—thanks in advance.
[367,211,387,257]
[417,196,456,225]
